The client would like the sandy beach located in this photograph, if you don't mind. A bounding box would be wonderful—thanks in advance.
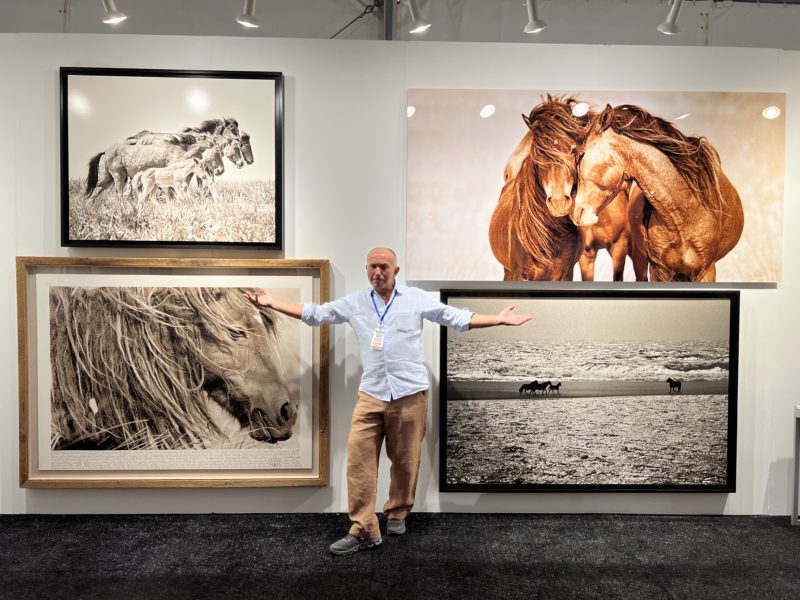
[444,392,732,488]
[446,379,728,400]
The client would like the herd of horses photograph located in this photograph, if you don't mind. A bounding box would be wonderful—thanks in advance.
[62,70,279,245]
[407,89,785,282]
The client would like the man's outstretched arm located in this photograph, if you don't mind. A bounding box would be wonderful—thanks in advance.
[243,288,304,319]
[469,305,533,329]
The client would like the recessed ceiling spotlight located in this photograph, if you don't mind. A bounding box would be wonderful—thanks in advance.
[674,113,691,121]
[407,106,416,118]
[480,104,496,119]
[762,106,781,120]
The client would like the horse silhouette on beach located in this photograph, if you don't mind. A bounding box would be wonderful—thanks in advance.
[547,381,562,395]
[531,381,552,396]
[666,378,682,393]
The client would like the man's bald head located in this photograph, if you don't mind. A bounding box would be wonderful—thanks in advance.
[366,247,397,265]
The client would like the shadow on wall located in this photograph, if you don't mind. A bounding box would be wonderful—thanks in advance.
[766,456,794,516]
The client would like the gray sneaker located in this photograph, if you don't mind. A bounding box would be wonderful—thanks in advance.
[386,518,406,535]
[329,533,382,556]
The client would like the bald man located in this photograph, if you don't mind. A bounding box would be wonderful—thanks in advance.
[245,247,531,555]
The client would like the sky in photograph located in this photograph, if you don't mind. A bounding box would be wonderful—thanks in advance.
[447,296,732,343]
[67,73,276,181]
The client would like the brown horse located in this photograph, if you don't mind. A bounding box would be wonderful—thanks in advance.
[489,97,585,281]
[573,105,744,282]
[577,184,650,281]
[489,152,579,280]
[520,96,644,281]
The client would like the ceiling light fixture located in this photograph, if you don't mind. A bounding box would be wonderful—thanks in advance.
[657,0,684,35]
[407,0,431,34]
[236,0,260,28]
[762,106,781,119]
[523,0,547,34]
[100,0,127,25]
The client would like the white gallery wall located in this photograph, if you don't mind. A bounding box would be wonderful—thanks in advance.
[0,33,797,515]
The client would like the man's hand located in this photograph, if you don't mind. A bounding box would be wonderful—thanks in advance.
[244,288,274,308]
[498,305,533,326]
[469,305,533,329]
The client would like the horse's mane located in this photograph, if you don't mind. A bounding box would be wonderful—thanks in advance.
[525,95,592,175]
[124,130,199,148]
[510,156,578,267]
[124,118,240,148]
[590,104,723,211]
[49,287,278,450]
[181,117,240,137]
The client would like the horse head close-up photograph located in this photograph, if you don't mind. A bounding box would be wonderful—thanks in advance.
[1,1,800,599]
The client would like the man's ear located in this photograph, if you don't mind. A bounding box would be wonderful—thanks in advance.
[394,266,400,276]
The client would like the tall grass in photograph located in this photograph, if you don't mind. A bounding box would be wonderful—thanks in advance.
[68,178,276,243]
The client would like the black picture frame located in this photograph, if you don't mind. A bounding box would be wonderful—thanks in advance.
[440,290,739,492]
[60,67,284,249]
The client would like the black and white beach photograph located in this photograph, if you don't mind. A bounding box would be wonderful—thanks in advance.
[441,290,739,491]
[61,68,283,247]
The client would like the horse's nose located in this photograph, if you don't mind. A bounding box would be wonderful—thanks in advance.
[268,401,296,442]
[572,205,598,226]
[546,195,571,217]
[277,401,296,427]
[248,401,297,443]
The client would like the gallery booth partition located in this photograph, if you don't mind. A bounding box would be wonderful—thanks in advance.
[0,33,797,517]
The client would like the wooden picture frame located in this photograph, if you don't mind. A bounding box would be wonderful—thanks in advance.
[17,257,328,488]
[60,67,284,249]
[440,289,739,492]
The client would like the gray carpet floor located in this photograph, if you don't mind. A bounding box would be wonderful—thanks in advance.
[1,513,798,599]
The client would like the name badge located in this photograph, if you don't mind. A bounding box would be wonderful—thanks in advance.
[371,326,384,351]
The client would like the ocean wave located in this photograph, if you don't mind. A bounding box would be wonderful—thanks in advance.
[447,339,730,382]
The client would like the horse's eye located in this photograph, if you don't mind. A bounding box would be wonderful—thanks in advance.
[228,328,247,340]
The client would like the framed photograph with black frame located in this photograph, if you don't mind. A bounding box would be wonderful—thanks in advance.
[60,67,283,249]
[440,290,739,492]
[17,257,327,488]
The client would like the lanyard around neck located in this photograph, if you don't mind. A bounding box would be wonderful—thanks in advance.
[371,289,397,324]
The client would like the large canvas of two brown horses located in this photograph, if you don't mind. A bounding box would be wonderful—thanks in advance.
[406,89,785,282]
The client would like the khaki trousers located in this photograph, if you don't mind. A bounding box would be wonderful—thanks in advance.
[346,390,428,540]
